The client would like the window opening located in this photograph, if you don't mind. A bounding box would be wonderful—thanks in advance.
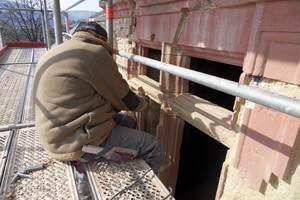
[189,58,242,111]
[146,48,161,82]
[144,101,160,136]
[175,123,228,199]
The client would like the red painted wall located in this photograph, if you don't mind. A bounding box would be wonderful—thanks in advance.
[7,42,45,48]
[112,0,300,193]
[0,45,8,57]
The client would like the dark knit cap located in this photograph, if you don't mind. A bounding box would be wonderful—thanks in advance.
[77,22,107,41]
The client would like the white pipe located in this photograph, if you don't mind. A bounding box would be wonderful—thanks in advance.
[0,122,35,132]
[63,0,86,12]
[114,49,300,118]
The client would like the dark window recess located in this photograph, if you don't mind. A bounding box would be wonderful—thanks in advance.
[189,58,242,111]
[144,101,160,136]
[146,48,161,82]
[175,123,228,200]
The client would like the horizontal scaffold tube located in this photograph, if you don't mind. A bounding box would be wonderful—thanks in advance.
[114,49,300,119]
[0,122,35,132]
[0,62,37,65]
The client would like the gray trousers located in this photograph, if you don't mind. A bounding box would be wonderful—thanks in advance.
[73,113,164,199]
[78,113,164,174]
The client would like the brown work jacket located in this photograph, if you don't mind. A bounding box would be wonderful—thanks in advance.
[33,31,147,161]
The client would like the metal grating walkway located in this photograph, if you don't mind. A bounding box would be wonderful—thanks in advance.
[86,160,172,199]
[0,127,78,199]
[0,47,173,200]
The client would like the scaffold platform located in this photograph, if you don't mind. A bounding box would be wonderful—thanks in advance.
[0,47,172,200]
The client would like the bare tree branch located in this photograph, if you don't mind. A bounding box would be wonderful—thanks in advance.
[0,0,53,43]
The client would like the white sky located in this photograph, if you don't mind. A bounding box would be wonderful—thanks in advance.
[59,0,102,12]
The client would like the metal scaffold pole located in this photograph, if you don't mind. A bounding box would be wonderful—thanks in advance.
[0,122,35,132]
[53,0,63,45]
[106,0,113,46]
[43,0,51,49]
[114,49,300,119]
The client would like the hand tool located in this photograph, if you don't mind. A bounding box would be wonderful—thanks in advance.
[11,163,46,184]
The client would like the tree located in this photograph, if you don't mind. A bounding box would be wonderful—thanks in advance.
[0,0,54,44]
